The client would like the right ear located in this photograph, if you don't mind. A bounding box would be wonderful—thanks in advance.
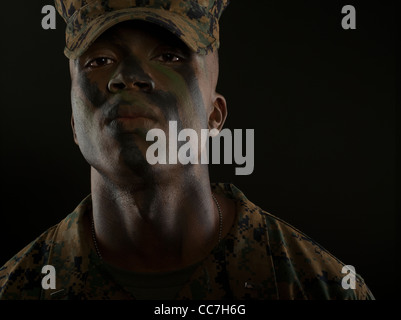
[71,114,79,146]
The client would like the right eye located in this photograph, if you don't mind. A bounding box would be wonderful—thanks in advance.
[86,57,114,68]
[156,52,183,63]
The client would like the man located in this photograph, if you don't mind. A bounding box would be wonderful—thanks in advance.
[0,0,374,300]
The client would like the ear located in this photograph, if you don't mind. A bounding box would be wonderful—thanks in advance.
[208,93,227,133]
[71,114,79,146]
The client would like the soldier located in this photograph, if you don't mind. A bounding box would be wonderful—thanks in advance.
[0,0,374,300]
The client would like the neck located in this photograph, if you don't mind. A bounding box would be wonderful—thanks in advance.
[90,165,219,272]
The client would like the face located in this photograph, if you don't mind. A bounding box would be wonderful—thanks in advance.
[69,21,226,183]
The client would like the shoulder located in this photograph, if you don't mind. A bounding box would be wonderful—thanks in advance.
[0,201,89,300]
[215,183,374,300]
[260,209,373,299]
[0,225,58,299]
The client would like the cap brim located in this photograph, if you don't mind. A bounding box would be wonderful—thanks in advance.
[64,7,217,59]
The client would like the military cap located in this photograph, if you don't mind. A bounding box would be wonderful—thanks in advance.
[54,0,230,59]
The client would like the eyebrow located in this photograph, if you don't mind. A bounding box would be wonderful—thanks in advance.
[83,37,191,64]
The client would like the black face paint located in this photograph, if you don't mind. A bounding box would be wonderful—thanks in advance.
[174,61,208,130]
[75,60,188,174]
[72,22,211,178]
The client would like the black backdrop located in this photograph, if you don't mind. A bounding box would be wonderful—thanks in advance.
[0,1,397,299]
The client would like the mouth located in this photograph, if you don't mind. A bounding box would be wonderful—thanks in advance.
[104,103,160,135]
[106,103,157,123]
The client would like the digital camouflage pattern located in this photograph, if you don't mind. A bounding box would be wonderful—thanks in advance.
[54,0,230,59]
[0,183,374,300]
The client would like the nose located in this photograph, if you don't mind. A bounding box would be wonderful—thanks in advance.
[107,61,155,93]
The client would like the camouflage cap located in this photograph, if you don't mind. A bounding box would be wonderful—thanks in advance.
[54,0,230,59]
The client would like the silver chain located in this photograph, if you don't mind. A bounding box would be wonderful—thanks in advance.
[91,216,103,260]
[212,193,223,244]
[91,193,223,260]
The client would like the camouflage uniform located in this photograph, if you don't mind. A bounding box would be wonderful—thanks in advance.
[0,183,374,299]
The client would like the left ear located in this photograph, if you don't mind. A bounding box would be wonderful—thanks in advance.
[208,93,227,132]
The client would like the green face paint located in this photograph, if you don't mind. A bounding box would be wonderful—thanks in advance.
[70,21,213,177]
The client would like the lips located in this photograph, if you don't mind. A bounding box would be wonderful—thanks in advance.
[105,103,158,124]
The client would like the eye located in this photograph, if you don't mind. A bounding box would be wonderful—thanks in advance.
[156,53,183,63]
[86,57,114,68]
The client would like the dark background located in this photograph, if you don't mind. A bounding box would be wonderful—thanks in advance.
[0,1,397,299]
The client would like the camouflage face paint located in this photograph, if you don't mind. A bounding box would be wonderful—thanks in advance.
[70,21,213,177]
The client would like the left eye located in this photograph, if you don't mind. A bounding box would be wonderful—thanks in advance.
[157,53,182,63]
[86,57,114,68]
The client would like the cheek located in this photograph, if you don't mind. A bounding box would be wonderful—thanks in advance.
[71,93,92,152]
[186,77,209,125]
[70,79,100,150]
[71,69,110,133]
[181,74,209,131]
[70,83,109,170]
[77,71,109,109]
[156,65,208,130]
